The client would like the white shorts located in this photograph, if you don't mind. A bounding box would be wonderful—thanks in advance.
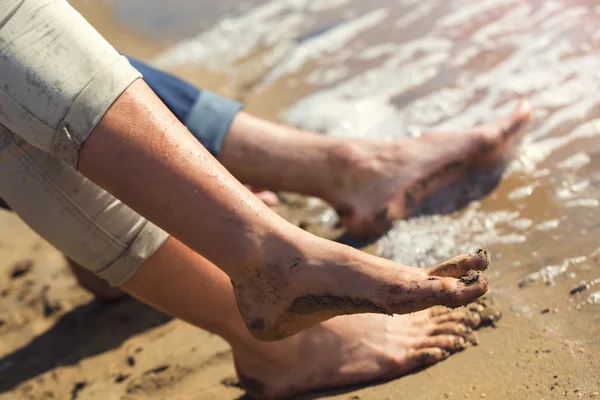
[0,0,170,285]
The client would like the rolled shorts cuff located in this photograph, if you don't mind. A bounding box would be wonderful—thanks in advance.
[53,57,142,167]
[93,221,169,286]
[184,91,243,157]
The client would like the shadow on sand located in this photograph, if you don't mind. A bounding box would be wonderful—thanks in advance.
[0,297,172,393]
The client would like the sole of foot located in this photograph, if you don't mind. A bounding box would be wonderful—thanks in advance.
[234,248,491,342]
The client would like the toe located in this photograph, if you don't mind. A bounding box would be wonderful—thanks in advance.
[417,334,466,352]
[428,306,452,317]
[438,272,490,308]
[254,190,279,208]
[467,303,485,313]
[479,305,503,326]
[429,322,471,336]
[403,307,450,326]
[402,348,448,371]
[245,185,279,208]
[432,309,482,329]
[467,299,502,326]
[426,249,490,278]
[394,270,490,312]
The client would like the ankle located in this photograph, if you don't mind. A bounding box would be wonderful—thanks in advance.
[232,343,290,399]
[322,140,381,199]
[233,233,361,340]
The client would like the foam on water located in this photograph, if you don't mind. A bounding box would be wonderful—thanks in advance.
[558,152,591,171]
[152,0,358,69]
[378,203,524,267]
[261,8,388,86]
[154,0,600,269]
[518,256,587,287]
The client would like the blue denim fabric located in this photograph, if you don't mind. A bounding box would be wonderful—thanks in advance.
[125,56,243,157]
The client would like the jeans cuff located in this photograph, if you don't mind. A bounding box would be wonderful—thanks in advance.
[184,90,243,157]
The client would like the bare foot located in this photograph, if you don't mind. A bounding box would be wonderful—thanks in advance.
[233,305,489,399]
[232,243,490,341]
[329,101,532,238]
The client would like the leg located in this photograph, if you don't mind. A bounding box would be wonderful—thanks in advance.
[0,125,492,398]
[81,79,490,340]
[1,111,488,343]
[123,237,489,399]
[61,59,526,298]
[220,101,532,237]
[120,59,529,236]
[0,128,168,290]
[1,0,488,340]
[12,55,278,301]
[126,56,279,208]
[62,56,276,301]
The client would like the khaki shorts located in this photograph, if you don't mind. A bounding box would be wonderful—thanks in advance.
[0,0,169,285]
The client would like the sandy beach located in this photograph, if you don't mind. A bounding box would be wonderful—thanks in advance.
[1,0,599,399]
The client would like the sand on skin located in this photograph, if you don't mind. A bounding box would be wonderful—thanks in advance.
[1,1,599,399]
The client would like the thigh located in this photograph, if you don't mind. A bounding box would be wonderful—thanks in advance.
[0,126,169,286]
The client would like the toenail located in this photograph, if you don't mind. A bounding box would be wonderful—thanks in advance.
[467,303,484,312]
[459,270,481,286]
[475,249,491,269]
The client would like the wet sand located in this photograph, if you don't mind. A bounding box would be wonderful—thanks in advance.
[1,0,599,399]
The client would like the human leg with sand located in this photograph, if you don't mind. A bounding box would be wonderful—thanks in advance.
[0,55,526,397]
[62,57,530,306]
[0,1,528,397]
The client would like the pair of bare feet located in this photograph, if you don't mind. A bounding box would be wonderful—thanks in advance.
[73,101,531,398]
